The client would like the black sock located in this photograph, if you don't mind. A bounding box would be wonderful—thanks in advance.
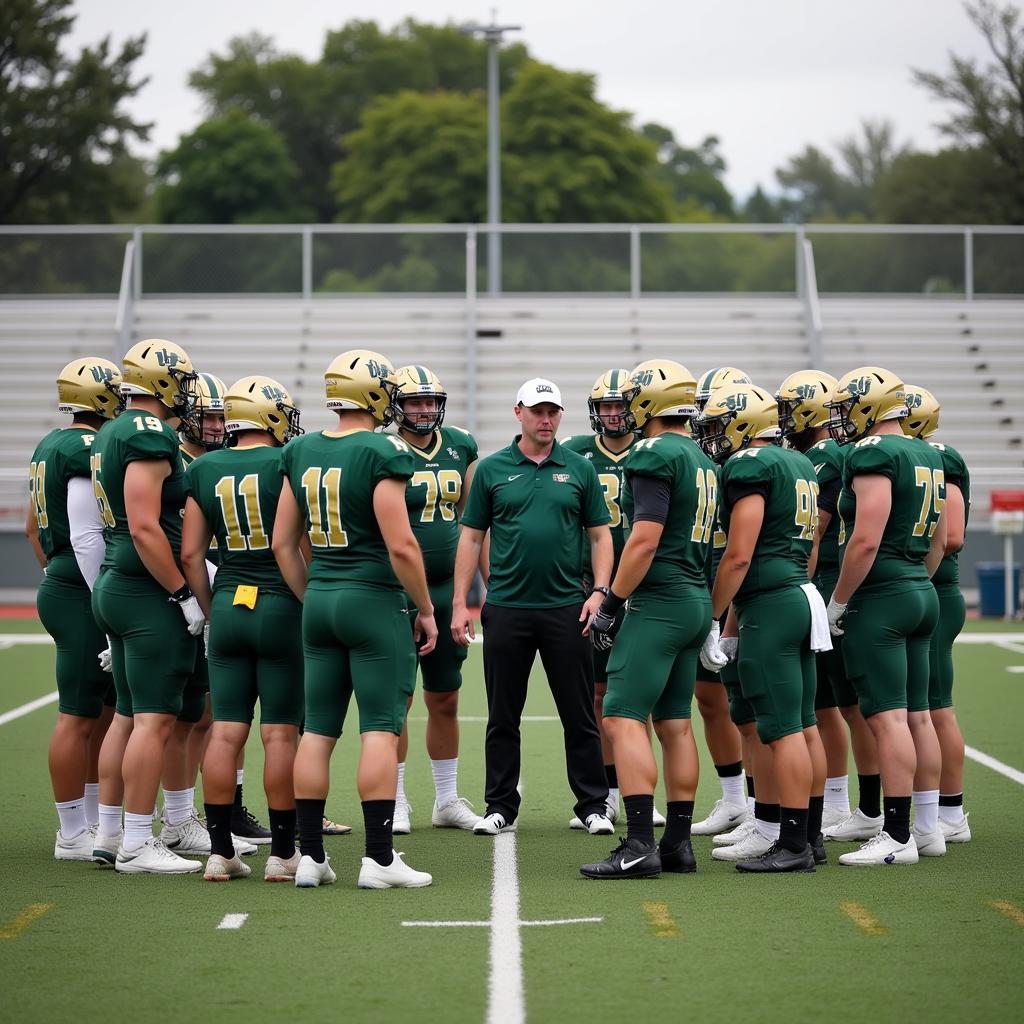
[858,773,882,819]
[807,795,824,842]
[604,764,618,789]
[939,792,963,807]
[746,775,756,800]
[233,783,243,811]
[203,802,235,858]
[780,806,809,853]
[754,801,780,826]
[883,795,912,844]
[661,800,694,848]
[296,798,326,863]
[623,794,655,845]
[362,799,395,867]
[716,760,743,778]
[268,807,296,859]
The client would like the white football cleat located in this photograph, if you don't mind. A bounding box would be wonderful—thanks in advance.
[358,851,432,889]
[431,797,482,831]
[713,817,756,846]
[604,794,620,823]
[822,804,851,831]
[912,826,947,857]
[585,813,615,835]
[54,826,97,862]
[692,799,749,835]
[568,815,587,830]
[822,808,884,842]
[940,813,971,843]
[838,831,919,866]
[160,812,211,855]
[474,813,515,835]
[203,853,252,881]
[294,855,336,888]
[392,800,412,835]
[711,826,775,862]
[652,807,666,827]
[115,837,202,874]
[92,830,123,866]
[264,851,302,882]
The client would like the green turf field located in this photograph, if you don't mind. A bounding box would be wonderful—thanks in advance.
[1,617,1022,1023]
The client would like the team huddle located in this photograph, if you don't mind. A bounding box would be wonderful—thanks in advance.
[27,342,970,886]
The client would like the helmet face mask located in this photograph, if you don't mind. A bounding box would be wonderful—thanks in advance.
[393,366,447,435]
[692,412,736,464]
[775,370,838,452]
[179,372,226,450]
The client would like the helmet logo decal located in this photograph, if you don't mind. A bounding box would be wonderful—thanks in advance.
[907,392,923,409]
[632,369,655,387]
[847,376,872,398]
[154,349,181,368]
[724,392,748,412]
[90,365,114,383]
[261,384,285,401]
[365,358,392,379]
[794,383,817,399]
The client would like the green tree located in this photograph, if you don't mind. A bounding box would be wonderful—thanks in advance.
[640,124,734,218]
[0,0,149,223]
[912,0,1024,222]
[155,109,310,223]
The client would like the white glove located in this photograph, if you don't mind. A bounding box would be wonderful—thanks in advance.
[826,598,848,637]
[720,636,738,662]
[98,646,113,673]
[699,619,729,673]
[177,595,206,636]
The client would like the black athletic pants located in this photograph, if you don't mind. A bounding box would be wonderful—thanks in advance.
[480,602,608,822]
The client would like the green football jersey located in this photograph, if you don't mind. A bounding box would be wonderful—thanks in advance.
[622,432,717,592]
[180,446,220,565]
[838,433,945,591]
[401,425,478,583]
[279,429,415,591]
[91,409,186,577]
[928,440,970,587]
[719,444,818,602]
[562,433,633,576]
[28,425,99,584]
[808,437,847,580]
[186,444,293,596]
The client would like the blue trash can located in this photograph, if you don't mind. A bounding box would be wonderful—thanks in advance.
[976,562,1021,617]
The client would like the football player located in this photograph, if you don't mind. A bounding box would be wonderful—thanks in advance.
[28,358,123,859]
[582,360,715,878]
[273,349,436,889]
[694,383,829,873]
[390,364,482,833]
[776,371,883,840]
[182,376,305,881]
[89,339,207,873]
[824,367,948,865]
[902,385,972,844]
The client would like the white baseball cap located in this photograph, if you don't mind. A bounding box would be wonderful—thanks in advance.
[516,378,563,409]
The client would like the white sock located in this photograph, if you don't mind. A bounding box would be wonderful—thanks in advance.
[938,794,964,824]
[913,789,940,833]
[236,769,244,787]
[430,757,459,807]
[396,762,407,805]
[747,795,755,814]
[187,786,197,815]
[163,788,193,826]
[608,787,620,811]
[99,803,122,837]
[755,816,780,841]
[720,772,746,806]
[84,783,101,827]
[123,811,153,852]
[55,797,87,840]
[824,775,850,810]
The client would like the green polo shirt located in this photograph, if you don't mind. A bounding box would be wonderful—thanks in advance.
[461,436,611,609]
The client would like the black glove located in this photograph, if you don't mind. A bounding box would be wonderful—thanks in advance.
[589,591,625,652]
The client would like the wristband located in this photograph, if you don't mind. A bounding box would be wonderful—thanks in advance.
[168,583,193,604]
[599,590,626,616]
[591,586,610,597]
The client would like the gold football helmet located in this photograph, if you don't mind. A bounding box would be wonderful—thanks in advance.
[393,365,447,434]
[902,385,940,440]
[56,357,124,420]
[775,370,838,450]
[623,359,698,431]
[827,366,907,444]
[120,339,198,418]
[324,349,397,425]
[180,372,227,449]
[695,366,752,412]
[693,383,780,464]
[588,368,633,437]
[224,376,302,445]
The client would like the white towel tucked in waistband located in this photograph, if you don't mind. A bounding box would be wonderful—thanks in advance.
[800,582,833,653]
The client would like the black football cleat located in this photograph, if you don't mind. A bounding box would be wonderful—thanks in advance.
[659,838,697,873]
[811,832,827,865]
[580,836,661,879]
[231,804,272,844]
[735,841,816,873]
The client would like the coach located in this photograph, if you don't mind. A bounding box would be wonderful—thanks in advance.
[451,378,614,835]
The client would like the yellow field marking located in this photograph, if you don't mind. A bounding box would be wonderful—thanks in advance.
[0,903,54,940]
[642,901,679,938]
[839,901,888,936]
[989,900,1024,927]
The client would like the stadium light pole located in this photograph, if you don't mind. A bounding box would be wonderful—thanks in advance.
[460,15,521,295]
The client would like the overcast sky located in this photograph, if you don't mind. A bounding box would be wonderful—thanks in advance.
[67,0,991,202]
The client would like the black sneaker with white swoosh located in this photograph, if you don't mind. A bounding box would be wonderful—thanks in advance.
[580,836,661,879]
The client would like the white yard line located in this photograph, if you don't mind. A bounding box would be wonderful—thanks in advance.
[215,913,249,930]
[965,746,1024,787]
[0,691,57,726]
[487,831,525,1024]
